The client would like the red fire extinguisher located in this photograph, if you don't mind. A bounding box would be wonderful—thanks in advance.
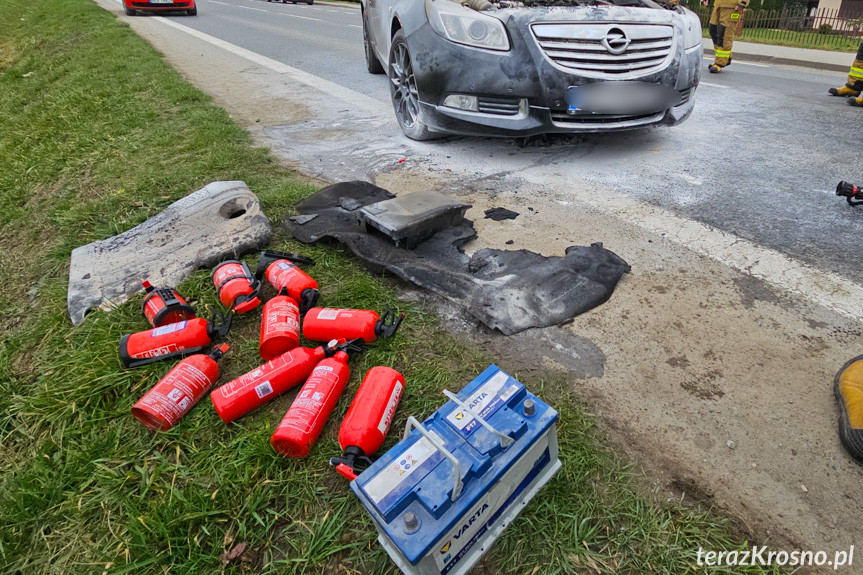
[329,366,405,479]
[131,343,230,431]
[270,350,351,457]
[119,311,232,368]
[210,339,360,424]
[256,250,319,313]
[141,280,196,328]
[303,307,404,344]
[259,288,301,361]
[212,260,261,313]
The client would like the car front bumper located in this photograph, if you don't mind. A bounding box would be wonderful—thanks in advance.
[407,16,702,137]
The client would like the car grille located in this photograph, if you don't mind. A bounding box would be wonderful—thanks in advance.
[531,24,674,79]
[550,110,665,128]
[477,96,522,116]
[132,1,189,5]
[677,87,694,106]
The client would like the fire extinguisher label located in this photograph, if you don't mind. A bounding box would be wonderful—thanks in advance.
[151,320,187,337]
[445,371,519,437]
[214,263,244,285]
[315,309,342,321]
[278,370,339,434]
[138,363,211,425]
[265,300,299,334]
[218,355,295,398]
[254,381,274,399]
[377,381,403,435]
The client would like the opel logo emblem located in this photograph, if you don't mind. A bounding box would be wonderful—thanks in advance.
[602,28,630,55]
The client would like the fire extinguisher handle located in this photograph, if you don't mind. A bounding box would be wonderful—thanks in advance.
[207,310,233,340]
[329,452,374,479]
[299,288,319,315]
[375,307,405,339]
[326,338,364,356]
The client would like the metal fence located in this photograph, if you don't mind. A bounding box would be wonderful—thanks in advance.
[690,4,863,51]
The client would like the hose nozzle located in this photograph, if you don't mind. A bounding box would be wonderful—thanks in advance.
[837,181,863,206]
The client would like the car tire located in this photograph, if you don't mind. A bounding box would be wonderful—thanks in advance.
[363,12,384,75]
[123,5,137,15]
[307,0,313,4]
[187,6,197,14]
[389,30,438,141]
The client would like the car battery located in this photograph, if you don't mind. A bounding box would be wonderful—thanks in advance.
[351,365,561,575]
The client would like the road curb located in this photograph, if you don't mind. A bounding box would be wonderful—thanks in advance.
[703,46,848,73]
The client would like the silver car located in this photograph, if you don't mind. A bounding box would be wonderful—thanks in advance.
[361,0,703,139]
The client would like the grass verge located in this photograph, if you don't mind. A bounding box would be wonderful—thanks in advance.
[0,0,786,573]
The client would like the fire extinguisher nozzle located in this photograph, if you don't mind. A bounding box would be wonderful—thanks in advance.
[375,307,405,339]
[210,343,230,360]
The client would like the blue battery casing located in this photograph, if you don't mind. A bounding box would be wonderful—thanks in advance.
[351,365,560,575]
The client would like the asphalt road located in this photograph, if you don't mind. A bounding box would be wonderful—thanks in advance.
[157,0,863,290]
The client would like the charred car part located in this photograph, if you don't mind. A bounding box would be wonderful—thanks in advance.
[362,0,702,139]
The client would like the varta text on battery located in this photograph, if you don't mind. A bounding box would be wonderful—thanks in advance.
[351,366,561,575]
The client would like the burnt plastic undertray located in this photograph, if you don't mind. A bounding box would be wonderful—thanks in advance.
[285,181,630,335]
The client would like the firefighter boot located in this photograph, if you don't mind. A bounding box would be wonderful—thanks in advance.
[850,95,863,107]
[834,356,863,462]
[708,64,722,74]
[829,85,860,97]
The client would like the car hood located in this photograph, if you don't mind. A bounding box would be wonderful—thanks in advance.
[493,5,683,27]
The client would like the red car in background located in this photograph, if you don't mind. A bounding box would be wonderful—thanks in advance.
[123,0,197,16]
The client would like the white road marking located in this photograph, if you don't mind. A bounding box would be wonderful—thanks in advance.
[277,11,322,20]
[239,5,267,10]
[108,0,863,324]
[556,182,863,323]
[348,23,361,27]
[209,0,228,4]
[700,81,728,88]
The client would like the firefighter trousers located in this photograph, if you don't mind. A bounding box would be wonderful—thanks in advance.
[845,42,863,91]
[709,5,742,67]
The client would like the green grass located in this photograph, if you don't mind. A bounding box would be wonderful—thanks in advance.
[0,0,788,573]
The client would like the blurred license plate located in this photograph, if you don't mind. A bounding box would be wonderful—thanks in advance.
[566,82,681,115]
[150,0,173,4]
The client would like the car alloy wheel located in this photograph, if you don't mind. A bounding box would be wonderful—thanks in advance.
[389,41,418,129]
[388,31,438,140]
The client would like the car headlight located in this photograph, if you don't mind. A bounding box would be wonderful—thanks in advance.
[682,8,703,49]
[426,0,510,52]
